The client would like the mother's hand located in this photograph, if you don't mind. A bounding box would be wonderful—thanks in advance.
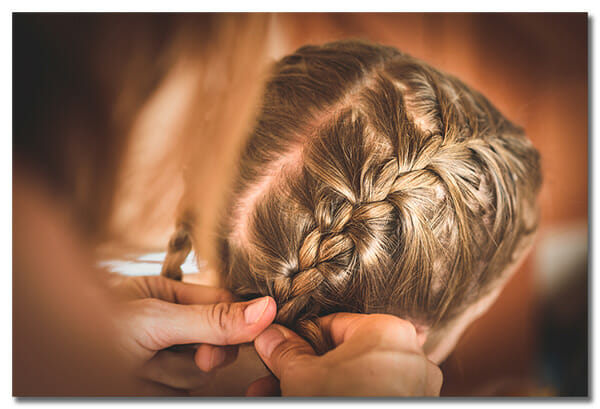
[108,275,276,394]
[248,313,442,397]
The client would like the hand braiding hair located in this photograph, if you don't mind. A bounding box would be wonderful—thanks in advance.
[162,40,541,354]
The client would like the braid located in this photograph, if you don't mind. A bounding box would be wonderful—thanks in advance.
[161,210,194,281]
[217,40,541,354]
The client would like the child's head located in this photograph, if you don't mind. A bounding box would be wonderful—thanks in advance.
[217,40,541,359]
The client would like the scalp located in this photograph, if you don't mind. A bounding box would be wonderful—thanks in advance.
[219,40,542,354]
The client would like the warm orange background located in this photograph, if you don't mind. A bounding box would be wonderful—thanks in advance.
[269,12,587,395]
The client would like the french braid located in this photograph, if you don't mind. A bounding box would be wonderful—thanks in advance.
[167,40,542,354]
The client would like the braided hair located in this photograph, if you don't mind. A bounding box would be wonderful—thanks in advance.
[165,40,542,354]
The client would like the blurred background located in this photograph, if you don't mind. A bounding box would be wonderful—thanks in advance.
[14,13,588,396]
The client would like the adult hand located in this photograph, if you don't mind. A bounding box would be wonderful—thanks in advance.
[248,313,442,397]
[108,274,276,394]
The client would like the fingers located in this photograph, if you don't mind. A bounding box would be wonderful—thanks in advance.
[246,375,281,397]
[317,312,368,346]
[194,344,238,372]
[254,324,317,380]
[319,312,420,351]
[139,348,213,391]
[133,296,277,351]
[318,312,441,396]
[138,275,234,305]
[169,278,234,305]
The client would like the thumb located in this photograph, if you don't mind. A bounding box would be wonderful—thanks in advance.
[133,296,276,351]
[254,324,317,380]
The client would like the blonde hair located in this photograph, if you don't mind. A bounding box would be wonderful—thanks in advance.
[163,40,542,354]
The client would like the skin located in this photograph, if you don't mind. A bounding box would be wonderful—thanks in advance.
[16,169,437,397]
[242,286,512,397]
[245,250,531,397]
[249,314,443,397]
[108,275,277,393]
[14,168,528,396]
[423,239,533,364]
[421,280,511,365]
[13,170,277,395]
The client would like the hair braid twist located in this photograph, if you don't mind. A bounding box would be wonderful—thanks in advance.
[210,40,541,355]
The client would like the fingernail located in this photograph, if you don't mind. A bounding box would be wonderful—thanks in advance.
[255,327,285,358]
[244,297,269,324]
[210,347,227,369]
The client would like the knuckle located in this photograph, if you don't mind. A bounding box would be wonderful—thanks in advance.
[134,298,166,326]
[140,297,165,313]
[207,302,235,343]
[273,341,313,377]
[274,342,298,363]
